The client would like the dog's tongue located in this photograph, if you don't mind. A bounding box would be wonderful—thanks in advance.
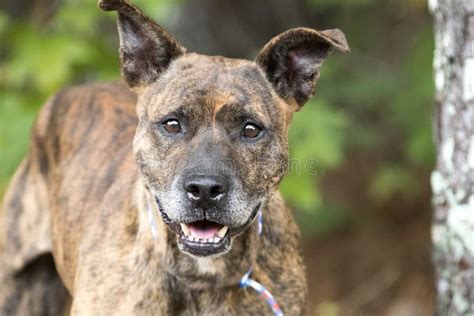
[188,221,222,239]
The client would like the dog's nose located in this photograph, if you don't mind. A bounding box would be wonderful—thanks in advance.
[183,175,229,208]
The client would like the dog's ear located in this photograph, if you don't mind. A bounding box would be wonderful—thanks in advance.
[99,0,185,90]
[256,27,349,111]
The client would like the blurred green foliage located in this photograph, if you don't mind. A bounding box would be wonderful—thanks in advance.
[281,1,434,234]
[282,100,349,207]
[0,0,434,236]
[0,0,176,194]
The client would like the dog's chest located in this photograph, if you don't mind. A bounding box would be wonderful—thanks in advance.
[117,272,272,316]
[133,289,271,316]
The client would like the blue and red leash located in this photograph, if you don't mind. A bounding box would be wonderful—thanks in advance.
[239,210,284,316]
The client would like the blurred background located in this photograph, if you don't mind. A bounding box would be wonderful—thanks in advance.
[0,0,436,315]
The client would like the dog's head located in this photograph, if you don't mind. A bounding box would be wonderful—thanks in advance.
[100,0,348,258]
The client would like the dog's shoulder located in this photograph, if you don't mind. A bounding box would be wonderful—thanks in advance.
[29,82,141,288]
[34,81,137,144]
[29,80,138,183]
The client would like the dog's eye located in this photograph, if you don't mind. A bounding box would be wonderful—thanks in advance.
[242,123,262,139]
[162,119,182,134]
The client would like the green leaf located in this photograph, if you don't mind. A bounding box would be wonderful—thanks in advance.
[368,165,419,203]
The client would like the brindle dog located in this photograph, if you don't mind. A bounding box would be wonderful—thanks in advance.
[0,0,349,314]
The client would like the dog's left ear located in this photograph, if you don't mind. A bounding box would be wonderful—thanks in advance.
[256,27,349,111]
[99,0,185,90]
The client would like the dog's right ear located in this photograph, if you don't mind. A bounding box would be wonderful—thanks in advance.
[256,28,349,111]
[98,0,185,90]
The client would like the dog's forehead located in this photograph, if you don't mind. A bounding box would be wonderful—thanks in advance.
[173,53,263,77]
[143,53,280,118]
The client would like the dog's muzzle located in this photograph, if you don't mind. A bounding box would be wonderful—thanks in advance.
[154,196,262,257]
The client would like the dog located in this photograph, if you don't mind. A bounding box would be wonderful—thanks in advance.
[0,0,349,314]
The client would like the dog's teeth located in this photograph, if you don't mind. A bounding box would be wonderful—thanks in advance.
[180,224,190,236]
[190,236,196,242]
[213,237,220,243]
[217,226,228,238]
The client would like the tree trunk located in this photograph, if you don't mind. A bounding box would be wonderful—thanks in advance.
[429,0,474,315]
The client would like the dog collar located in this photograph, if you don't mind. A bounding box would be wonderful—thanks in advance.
[146,200,159,240]
[239,210,284,316]
[146,204,283,315]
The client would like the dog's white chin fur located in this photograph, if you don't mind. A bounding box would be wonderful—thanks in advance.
[195,257,226,275]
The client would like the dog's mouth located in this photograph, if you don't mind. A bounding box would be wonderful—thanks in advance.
[178,221,231,257]
[154,197,261,257]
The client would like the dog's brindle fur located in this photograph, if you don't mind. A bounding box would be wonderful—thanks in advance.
[0,0,348,314]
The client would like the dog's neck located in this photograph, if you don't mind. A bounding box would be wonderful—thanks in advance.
[133,178,261,290]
